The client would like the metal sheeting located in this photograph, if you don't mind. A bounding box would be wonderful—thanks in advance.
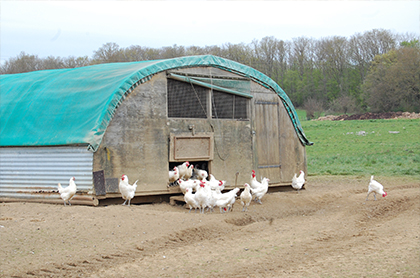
[0,146,93,199]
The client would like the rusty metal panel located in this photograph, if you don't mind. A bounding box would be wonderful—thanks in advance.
[0,146,93,199]
[169,133,214,162]
[93,170,106,196]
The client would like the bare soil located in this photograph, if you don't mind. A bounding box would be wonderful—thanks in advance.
[317,112,420,121]
[1,176,419,278]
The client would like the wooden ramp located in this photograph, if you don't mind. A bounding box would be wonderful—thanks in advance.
[169,195,186,206]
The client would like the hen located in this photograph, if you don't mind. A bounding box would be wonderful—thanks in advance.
[177,161,190,180]
[57,177,77,206]
[208,174,226,191]
[291,170,305,192]
[215,188,240,213]
[240,183,252,212]
[119,174,138,206]
[178,179,199,194]
[194,181,211,213]
[184,188,199,213]
[366,175,387,201]
[250,177,270,204]
[168,166,179,187]
[193,168,208,181]
[184,164,194,180]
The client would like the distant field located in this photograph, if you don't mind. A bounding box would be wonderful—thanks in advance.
[301,118,420,177]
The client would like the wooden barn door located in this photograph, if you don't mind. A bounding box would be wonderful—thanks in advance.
[254,95,281,183]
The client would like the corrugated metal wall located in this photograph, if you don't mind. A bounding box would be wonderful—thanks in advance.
[0,146,93,199]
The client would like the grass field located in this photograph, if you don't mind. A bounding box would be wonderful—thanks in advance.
[300,117,420,177]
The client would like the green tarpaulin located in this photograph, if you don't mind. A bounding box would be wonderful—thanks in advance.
[0,55,311,151]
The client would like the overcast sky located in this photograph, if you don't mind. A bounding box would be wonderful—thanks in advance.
[1,1,419,64]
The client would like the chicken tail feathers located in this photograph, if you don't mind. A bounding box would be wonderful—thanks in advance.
[57,183,63,193]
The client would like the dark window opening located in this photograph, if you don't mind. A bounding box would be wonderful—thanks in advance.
[167,79,207,118]
[167,78,249,120]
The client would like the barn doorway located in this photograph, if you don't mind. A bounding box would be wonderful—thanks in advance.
[254,95,282,183]
[169,161,210,180]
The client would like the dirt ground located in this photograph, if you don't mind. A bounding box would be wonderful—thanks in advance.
[316,112,420,121]
[1,176,419,278]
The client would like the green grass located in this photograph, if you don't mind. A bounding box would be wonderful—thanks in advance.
[296,109,307,121]
[301,118,420,177]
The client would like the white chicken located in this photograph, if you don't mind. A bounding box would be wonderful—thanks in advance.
[193,168,208,180]
[184,188,199,213]
[194,181,211,213]
[184,164,194,180]
[240,183,252,212]
[178,179,199,194]
[250,177,270,204]
[208,174,226,191]
[366,175,387,201]
[119,174,138,206]
[291,170,305,192]
[177,161,190,180]
[215,188,240,213]
[168,166,179,187]
[57,177,77,206]
[250,169,259,190]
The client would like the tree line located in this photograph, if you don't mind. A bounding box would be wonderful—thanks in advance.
[1,29,419,115]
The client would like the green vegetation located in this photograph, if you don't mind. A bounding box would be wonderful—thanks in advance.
[302,119,420,177]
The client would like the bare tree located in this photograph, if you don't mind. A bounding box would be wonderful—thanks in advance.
[92,42,122,63]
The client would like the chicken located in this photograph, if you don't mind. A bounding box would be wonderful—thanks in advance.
[57,177,77,206]
[291,170,305,192]
[119,174,138,206]
[250,177,270,204]
[184,164,194,180]
[194,181,211,213]
[250,169,259,190]
[366,175,387,201]
[208,174,226,191]
[192,168,208,180]
[240,183,252,212]
[177,161,190,180]
[178,179,199,194]
[168,166,179,187]
[184,188,199,213]
[215,188,240,213]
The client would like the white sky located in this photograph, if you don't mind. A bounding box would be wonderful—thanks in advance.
[1,0,419,63]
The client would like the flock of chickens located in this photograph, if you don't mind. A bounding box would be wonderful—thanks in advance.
[56,162,387,208]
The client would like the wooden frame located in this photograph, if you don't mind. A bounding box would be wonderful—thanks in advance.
[169,133,214,162]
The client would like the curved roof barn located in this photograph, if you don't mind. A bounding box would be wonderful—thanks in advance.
[0,55,311,151]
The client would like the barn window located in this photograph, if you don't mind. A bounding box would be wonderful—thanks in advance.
[167,75,251,120]
[167,79,207,118]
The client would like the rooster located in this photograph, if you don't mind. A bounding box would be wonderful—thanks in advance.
[240,183,252,212]
[57,177,77,206]
[250,177,270,204]
[168,166,179,187]
[292,170,305,192]
[119,174,138,206]
[366,175,387,201]
[250,170,259,190]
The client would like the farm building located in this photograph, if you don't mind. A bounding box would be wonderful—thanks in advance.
[0,55,311,205]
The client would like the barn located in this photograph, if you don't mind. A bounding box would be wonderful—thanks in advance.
[0,55,311,205]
